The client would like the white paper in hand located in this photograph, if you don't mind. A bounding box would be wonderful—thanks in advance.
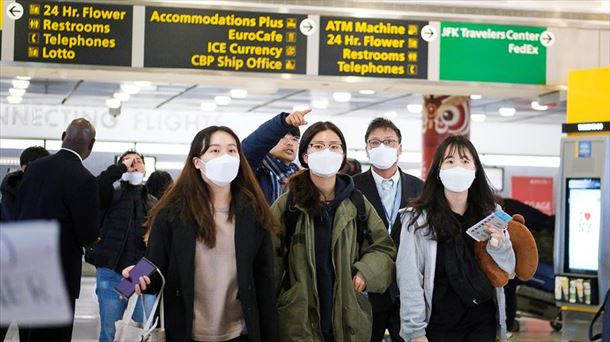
[466,210,512,242]
[0,221,73,326]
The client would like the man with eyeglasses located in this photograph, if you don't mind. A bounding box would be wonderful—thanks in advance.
[242,109,311,204]
[353,117,424,342]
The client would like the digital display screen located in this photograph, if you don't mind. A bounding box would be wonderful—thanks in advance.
[565,178,601,274]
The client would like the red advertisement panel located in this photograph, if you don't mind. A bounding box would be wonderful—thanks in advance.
[511,176,554,215]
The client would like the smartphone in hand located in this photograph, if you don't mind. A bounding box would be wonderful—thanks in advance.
[115,257,157,299]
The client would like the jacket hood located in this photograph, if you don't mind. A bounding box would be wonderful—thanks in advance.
[325,173,354,208]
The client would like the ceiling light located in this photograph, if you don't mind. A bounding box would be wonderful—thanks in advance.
[293,104,310,111]
[531,100,548,111]
[470,94,482,100]
[311,99,329,109]
[113,92,130,102]
[359,90,375,95]
[120,84,141,94]
[333,92,351,102]
[345,76,359,83]
[384,111,398,118]
[214,95,231,106]
[11,80,30,89]
[471,113,487,122]
[105,98,121,109]
[9,88,26,97]
[407,104,423,113]
[133,81,152,87]
[200,102,217,111]
[6,96,23,104]
[230,88,248,98]
[499,107,516,117]
[16,76,32,81]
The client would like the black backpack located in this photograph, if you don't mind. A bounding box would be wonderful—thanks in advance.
[277,189,373,291]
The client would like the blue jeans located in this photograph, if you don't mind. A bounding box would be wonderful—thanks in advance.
[96,267,156,342]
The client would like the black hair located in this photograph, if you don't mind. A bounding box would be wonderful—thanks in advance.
[20,146,50,167]
[364,117,402,143]
[408,135,497,242]
[119,150,145,164]
[288,125,301,139]
[298,121,347,169]
[145,170,174,200]
[340,158,362,176]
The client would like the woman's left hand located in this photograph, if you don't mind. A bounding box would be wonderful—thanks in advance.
[352,271,367,292]
[484,222,505,248]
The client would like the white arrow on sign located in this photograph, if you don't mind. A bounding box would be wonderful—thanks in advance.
[540,30,555,47]
[421,24,437,42]
[299,18,317,36]
[6,2,24,20]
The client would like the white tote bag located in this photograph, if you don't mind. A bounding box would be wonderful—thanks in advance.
[114,269,166,342]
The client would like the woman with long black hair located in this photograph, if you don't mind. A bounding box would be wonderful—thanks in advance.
[124,126,279,342]
[397,135,515,342]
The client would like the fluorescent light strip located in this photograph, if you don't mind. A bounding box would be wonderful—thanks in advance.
[0,158,20,165]
[93,142,136,153]
[480,154,559,168]
[136,143,190,156]
[0,139,45,149]
[156,161,184,170]
[45,140,63,150]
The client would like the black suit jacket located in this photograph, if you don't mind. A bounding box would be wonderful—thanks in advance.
[17,149,100,299]
[353,168,424,312]
[144,197,278,342]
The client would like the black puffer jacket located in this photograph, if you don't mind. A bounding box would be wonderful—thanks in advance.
[0,170,24,222]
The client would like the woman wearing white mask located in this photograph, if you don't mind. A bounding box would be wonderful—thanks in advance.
[123,126,280,342]
[396,135,515,342]
[271,121,396,342]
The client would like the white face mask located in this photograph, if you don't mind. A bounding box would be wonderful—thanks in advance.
[368,144,398,170]
[439,167,476,193]
[201,154,240,187]
[307,149,343,177]
[121,171,144,186]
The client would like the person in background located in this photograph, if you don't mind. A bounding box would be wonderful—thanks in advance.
[91,150,157,342]
[145,170,174,200]
[17,118,99,342]
[124,126,279,342]
[0,146,50,341]
[271,121,396,341]
[0,146,50,222]
[353,118,424,342]
[397,135,515,342]
[339,157,362,176]
[242,109,311,204]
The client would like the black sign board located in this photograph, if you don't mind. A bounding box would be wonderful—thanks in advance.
[13,0,133,66]
[319,16,428,79]
[144,7,307,74]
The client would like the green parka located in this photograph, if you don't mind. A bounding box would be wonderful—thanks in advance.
[271,190,397,342]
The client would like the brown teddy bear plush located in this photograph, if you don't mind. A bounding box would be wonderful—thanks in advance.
[474,214,539,287]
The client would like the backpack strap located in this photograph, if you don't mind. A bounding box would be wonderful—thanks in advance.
[350,189,373,246]
[280,191,299,291]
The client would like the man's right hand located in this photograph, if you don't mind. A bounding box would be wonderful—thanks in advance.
[121,156,135,172]
[285,109,311,127]
[412,336,429,342]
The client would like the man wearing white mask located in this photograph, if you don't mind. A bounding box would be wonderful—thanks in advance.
[90,150,156,342]
[353,117,424,342]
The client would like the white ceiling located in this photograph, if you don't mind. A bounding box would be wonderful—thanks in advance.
[0,77,566,124]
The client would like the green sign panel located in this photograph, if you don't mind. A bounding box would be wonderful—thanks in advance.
[440,22,547,85]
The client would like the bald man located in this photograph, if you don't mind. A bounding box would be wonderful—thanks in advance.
[17,118,99,342]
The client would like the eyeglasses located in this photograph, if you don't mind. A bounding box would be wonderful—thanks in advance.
[308,143,343,152]
[367,139,399,148]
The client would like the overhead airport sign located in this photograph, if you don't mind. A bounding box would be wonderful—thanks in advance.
[439,22,547,84]
[318,16,428,79]
[144,7,307,74]
[13,0,133,66]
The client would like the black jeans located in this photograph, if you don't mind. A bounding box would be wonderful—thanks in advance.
[370,301,404,342]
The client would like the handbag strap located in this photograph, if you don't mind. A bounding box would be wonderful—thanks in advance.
[142,267,166,332]
[120,293,140,322]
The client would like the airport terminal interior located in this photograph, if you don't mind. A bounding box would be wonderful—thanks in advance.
[0,0,609,341]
